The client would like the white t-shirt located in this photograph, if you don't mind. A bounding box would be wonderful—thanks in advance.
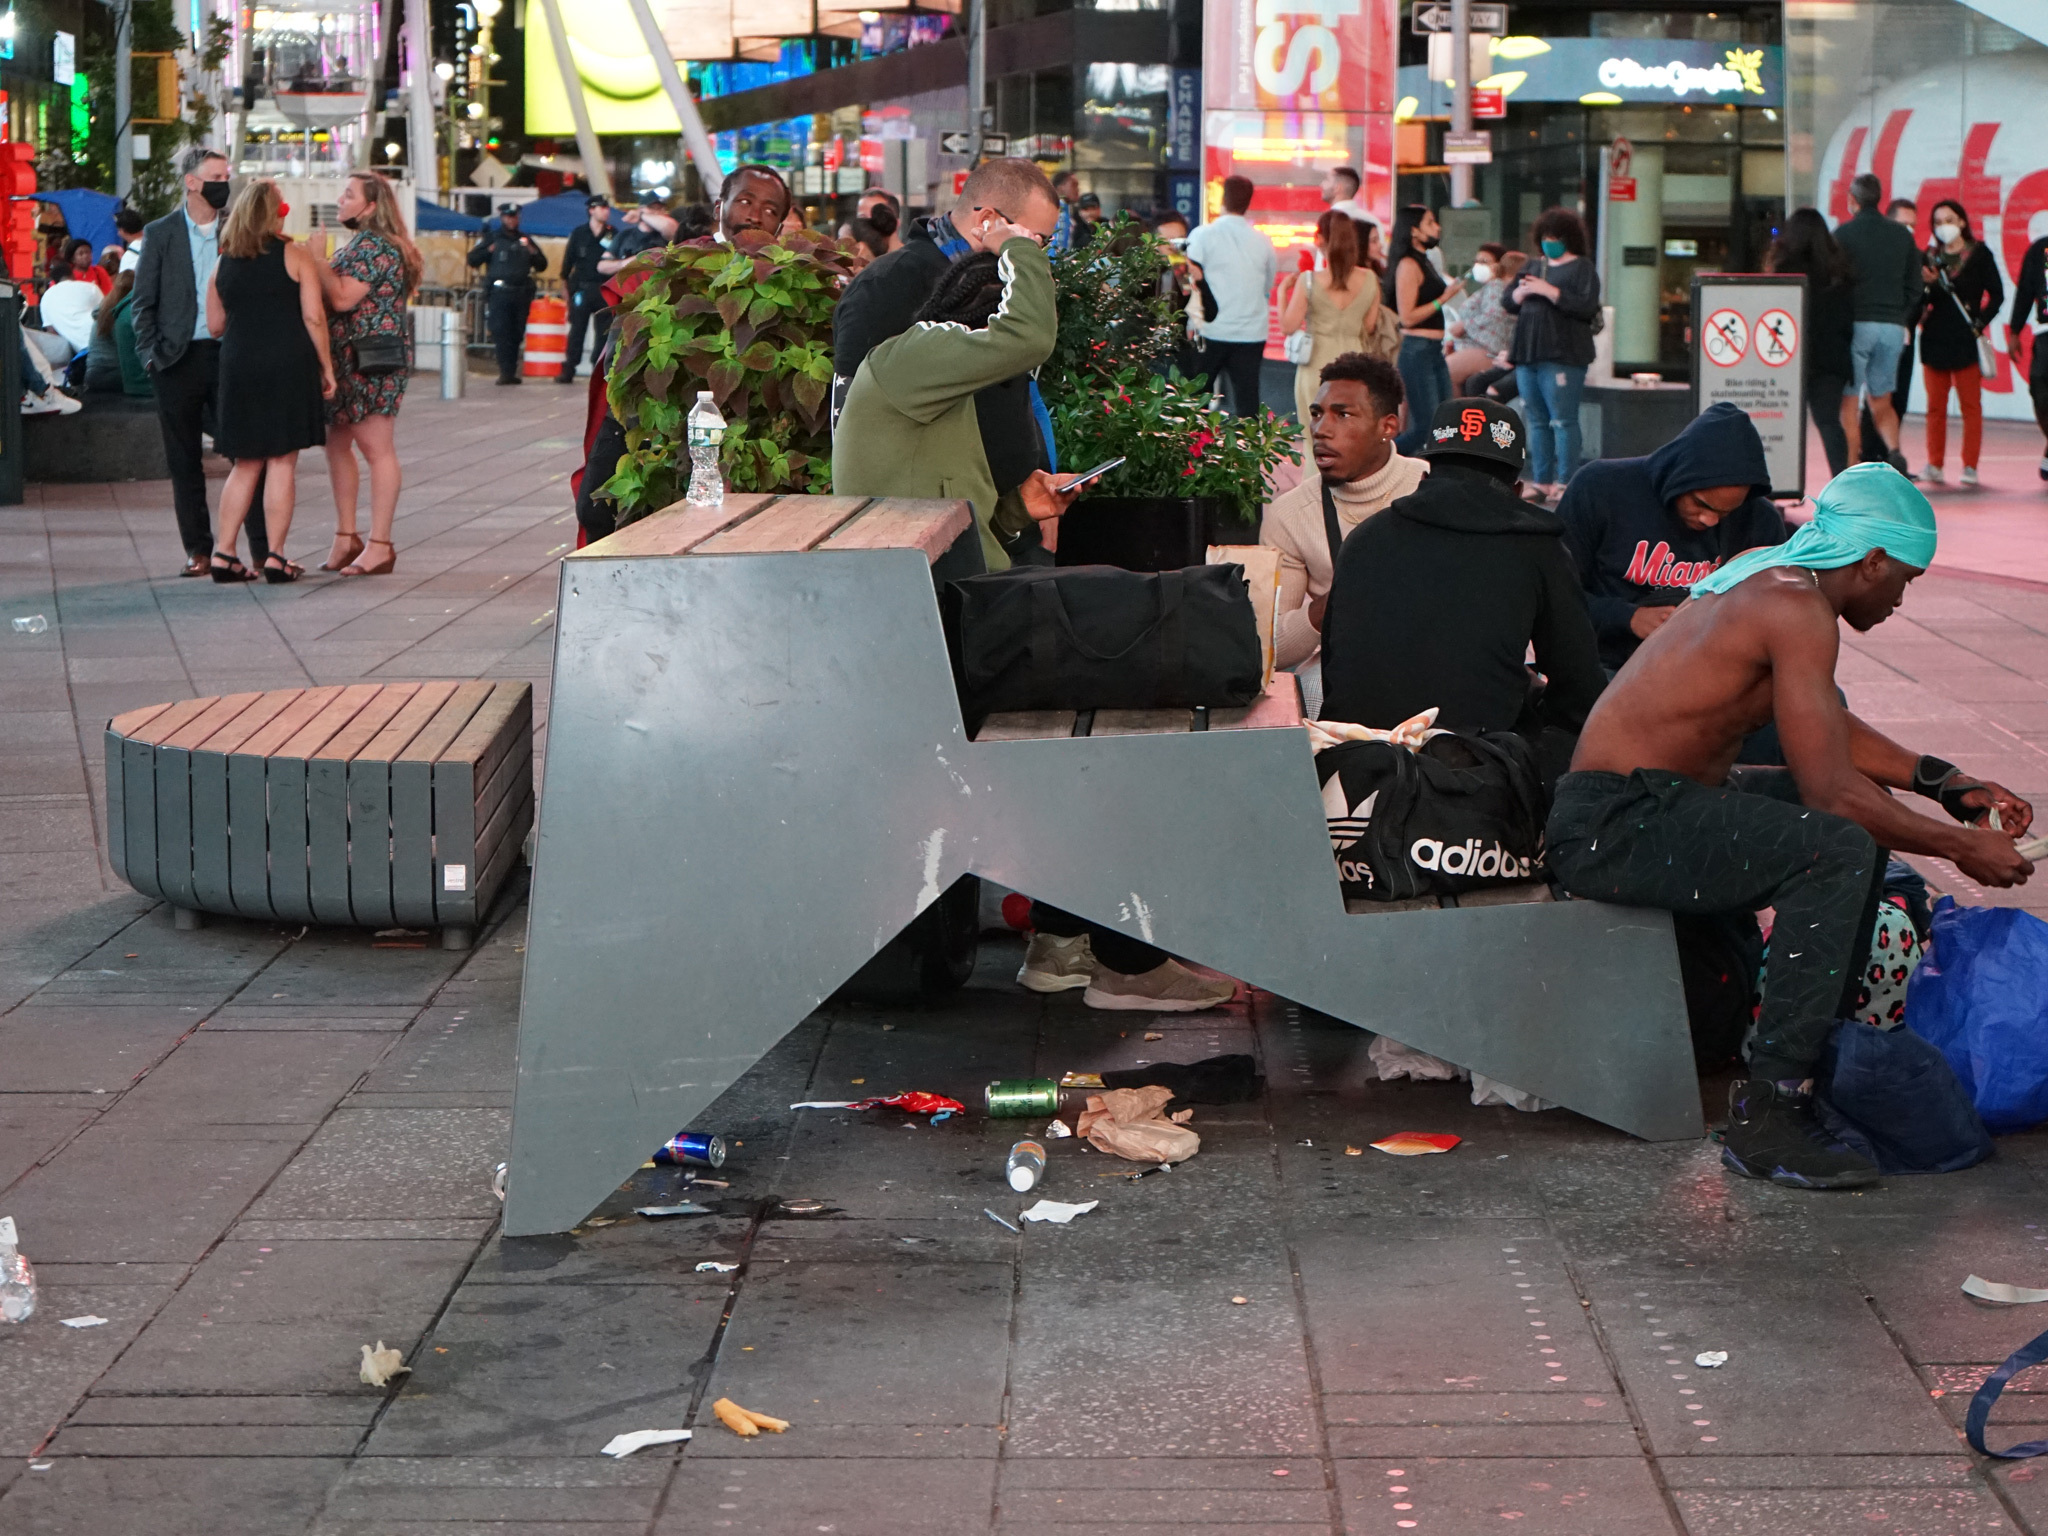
[40,279,103,353]
[119,239,143,274]
[1328,199,1378,230]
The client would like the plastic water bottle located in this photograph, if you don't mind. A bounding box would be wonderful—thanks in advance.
[685,391,726,509]
[1005,1140,1047,1193]
[0,1217,36,1323]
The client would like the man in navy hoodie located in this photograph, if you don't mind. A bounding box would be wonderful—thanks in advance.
[1557,403,1789,672]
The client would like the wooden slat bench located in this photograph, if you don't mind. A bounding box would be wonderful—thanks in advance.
[507,492,1696,1235]
[105,680,533,949]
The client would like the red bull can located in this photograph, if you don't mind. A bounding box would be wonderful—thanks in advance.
[653,1131,727,1168]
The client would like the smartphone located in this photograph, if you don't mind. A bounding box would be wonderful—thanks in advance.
[1058,457,1126,493]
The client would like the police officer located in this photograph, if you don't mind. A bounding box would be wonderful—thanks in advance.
[467,202,548,385]
[558,194,613,385]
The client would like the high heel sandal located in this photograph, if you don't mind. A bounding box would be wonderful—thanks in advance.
[339,538,397,577]
[321,532,364,572]
[209,550,254,583]
[262,554,305,584]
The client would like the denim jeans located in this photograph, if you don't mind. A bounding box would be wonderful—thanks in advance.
[1394,334,1452,453]
[1514,361,1587,484]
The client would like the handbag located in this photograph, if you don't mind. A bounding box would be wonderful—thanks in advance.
[944,564,1263,720]
[1939,267,1997,379]
[1282,328,1314,365]
[351,331,408,376]
[1316,729,1549,902]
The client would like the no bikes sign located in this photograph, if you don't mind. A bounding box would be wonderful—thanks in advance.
[1691,275,1807,499]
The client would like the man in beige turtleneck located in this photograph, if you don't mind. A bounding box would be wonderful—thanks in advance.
[1260,353,1427,677]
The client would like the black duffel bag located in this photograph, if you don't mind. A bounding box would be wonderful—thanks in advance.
[1318,730,1548,902]
[946,563,1263,720]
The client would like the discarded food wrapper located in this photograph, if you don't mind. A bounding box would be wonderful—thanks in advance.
[1020,1198,1099,1225]
[1964,1274,2048,1305]
[1060,1071,1105,1089]
[1344,1145,1363,1156]
[695,1262,739,1274]
[1044,1118,1073,1139]
[601,1428,691,1458]
[1694,1351,1729,1368]
[359,1341,410,1387]
[1370,1132,1462,1156]
[790,1090,963,1122]
[491,1162,508,1202]
[1368,1036,1465,1083]
[59,1315,108,1328]
[1143,1032,1165,1042]
[713,1397,789,1437]
[635,1202,714,1218]
[1077,1085,1200,1163]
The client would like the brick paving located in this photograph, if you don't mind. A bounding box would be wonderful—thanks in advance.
[2,390,2048,1533]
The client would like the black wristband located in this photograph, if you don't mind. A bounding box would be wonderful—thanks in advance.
[1912,754,1960,800]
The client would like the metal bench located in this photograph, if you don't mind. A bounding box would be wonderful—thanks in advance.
[105,680,532,950]
[506,492,1698,1237]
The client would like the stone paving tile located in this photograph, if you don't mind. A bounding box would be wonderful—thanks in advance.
[0,1455,346,1535]
[654,1457,998,1534]
[310,1454,669,1531]
[0,1094,97,1186]
[95,1028,393,1129]
[242,1106,510,1222]
[1332,1455,1677,1535]
[366,1278,727,1458]
[1323,1392,1642,1458]
[0,1278,176,1458]
[94,1237,480,1397]
[0,1006,197,1092]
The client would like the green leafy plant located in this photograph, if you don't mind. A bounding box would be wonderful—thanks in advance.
[1051,365,1299,517]
[602,229,862,525]
[1040,214,1298,521]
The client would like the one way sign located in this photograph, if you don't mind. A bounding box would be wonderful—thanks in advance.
[1411,2,1507,33]
[940,132,1008,156]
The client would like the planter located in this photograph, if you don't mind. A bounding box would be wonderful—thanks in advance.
[1054,496,1259,572]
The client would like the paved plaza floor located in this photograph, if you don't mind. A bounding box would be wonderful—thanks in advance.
[4,388,2048,1533]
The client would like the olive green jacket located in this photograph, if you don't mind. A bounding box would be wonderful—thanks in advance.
[830,237,1055,570]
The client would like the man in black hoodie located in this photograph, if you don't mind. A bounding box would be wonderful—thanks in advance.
[1557,402,1788,673]
[1319,398,1606,782]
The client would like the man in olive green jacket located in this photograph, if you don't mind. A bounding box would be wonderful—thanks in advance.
[832,234,1070,569]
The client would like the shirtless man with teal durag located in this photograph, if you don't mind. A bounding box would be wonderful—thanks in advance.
[1548,463,2035,1190]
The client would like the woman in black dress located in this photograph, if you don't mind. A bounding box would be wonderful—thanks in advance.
[205,178,336,583]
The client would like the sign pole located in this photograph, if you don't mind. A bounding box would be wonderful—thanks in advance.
[967,0,986,163]
[624,0,722,197]
[1449,0,1472,206]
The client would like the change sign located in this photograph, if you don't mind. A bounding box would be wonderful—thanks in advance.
[1690,274,1807,500]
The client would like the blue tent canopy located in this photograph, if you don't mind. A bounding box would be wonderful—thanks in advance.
[32,189,121,263]
[511,191,608,237]
[415,198,483,233]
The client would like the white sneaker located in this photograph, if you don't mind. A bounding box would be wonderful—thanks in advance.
[1017,932,1096,993]
[20,389,69,416]
[1083,958,1236,1013]
[1962,465,1980,488]
[1919,463,1944,486]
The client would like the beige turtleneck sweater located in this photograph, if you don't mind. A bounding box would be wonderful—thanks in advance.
[1259,451,1428,670]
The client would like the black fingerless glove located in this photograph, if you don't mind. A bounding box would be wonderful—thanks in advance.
[1914,754,1983,823]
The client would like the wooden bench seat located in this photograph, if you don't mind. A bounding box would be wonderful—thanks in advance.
[105,680,532,949]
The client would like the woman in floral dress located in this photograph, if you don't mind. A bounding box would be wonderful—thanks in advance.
[318,171,423,575]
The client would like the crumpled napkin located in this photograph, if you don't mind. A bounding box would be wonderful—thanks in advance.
[1076,1085,1200,1164]
[1307,708,1442,754]
[359,1341,410,1386]
[601,1428,692,1458]
[1019,1199,1099,1224]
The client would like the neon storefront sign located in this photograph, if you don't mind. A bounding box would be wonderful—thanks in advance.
[1597,49,1767,98]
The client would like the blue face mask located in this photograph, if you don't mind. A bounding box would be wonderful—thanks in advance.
[1540,238,1567,259]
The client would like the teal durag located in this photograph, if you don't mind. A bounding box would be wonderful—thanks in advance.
[1689,462,1937,597]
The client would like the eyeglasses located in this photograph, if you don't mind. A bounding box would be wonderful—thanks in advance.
[973,206,1048,246]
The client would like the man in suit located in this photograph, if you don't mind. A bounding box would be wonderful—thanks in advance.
[131,146,269,577]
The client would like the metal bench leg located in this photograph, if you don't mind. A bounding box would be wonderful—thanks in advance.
[172,906,205,931]
[442,924,474,951]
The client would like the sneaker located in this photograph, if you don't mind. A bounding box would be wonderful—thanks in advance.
[1083,958,1236,1013]
[1888,448,1910,476]
[1719,1079,1879,1190]
[21,388,78,416]
[1919,463,1943,486]
[1962,465,1980,488]
[2037,456,2048,483]
[1017,932,1096,993]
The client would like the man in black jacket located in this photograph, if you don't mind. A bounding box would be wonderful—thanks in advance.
[830,156,1061,500]
[1319,397,1606,783]
[1834,173,1922,472]
[467,203,548,384]
[557,195,612,384]
[2009,231,2048,483]
[1556,402,1788,671]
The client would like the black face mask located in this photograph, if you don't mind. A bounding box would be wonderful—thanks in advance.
[1420,233,1440,249]
[199,179,230,210]
[341,214,363,230]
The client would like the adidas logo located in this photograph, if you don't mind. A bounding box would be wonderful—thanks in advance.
[1322,781,1377,853]
[1410,837,1535,880]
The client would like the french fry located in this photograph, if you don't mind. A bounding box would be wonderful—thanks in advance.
[742,1408,789,1432]
[712,1397,759,1437]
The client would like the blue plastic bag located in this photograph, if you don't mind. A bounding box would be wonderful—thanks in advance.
[1907,897,2048,1134]
[1813,1020,1993,1174]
